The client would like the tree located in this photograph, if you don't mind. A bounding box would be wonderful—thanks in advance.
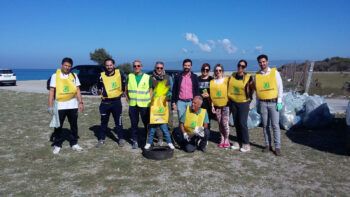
[90,48,112,65]
[117,63,132,74]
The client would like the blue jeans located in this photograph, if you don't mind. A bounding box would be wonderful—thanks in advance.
[147,124,172,144]
[177,100,192,120]
[260,101,281,148]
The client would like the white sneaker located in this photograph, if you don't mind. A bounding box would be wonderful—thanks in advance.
[240,144,251,153]
[168,143,175,150]
[230,142,240,150]
[72,144,83,151]
[144,143,151,150]
[52,146,61,154]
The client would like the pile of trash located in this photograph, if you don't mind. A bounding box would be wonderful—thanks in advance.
[280,92,333,130]
[229,108,261,130]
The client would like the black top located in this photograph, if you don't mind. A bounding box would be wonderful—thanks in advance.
[198,75,213,94]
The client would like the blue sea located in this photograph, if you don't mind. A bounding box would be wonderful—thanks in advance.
[13,69,56,81]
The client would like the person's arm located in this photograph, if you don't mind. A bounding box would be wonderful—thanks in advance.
[192,74,200,96]
[171,75,178,110]
[76,87,84,112]
[48,74,56,109]
[275,70,283,103]
[97,75,103,96]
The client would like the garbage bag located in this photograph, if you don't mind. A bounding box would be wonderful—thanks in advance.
[247,108,261,129]
[302,95,333,129]
[279,92,305,130]
[49,101,60,128]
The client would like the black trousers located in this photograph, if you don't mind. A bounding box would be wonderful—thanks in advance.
[99,99,123,141]
[129,106,149,143]
[173,128,210,152]
[52,108,79,147]
[230,101,250,145]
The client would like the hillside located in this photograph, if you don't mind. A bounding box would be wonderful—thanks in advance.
[280,57,350,72]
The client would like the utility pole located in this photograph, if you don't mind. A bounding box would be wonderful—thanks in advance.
[304,61,315,94]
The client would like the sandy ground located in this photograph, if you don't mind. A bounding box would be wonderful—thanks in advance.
[1,80,348,114]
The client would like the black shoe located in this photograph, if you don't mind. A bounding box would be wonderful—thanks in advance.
[275,148,282,156]
[118,139,125,147]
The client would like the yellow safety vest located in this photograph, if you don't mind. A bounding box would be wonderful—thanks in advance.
[210,77,228,107]
[228,73,251,103]
[55,69,77,102]
[127,73,151,107]
[255,68,278,100]
[184,106,207,134]
[101,69,123,99]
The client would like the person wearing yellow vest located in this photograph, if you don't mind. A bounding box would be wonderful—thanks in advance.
[255,54,283,156]
[210,64,231,149]
[95,58,126,148]
[173,96,210,152]
[48,57,84,154]
[126,60,152,149]
[228,60,254,153]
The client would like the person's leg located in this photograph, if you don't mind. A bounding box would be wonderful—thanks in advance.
[159,124,172,144]
[198,128,210,151]
[239,102,250,145]
[52,109,67,147]
[67,108,79,146]
[177,100,191,121]
[231,102,242,145]
[172,127,185,148]
[147,125,157,144]
[268,102,281,149]
[260,101,271,148]
[111,100,124,140]
[185,137,196,153]
[99,102,110,141]
[139,107,150,145]
[129,106,139,142]
[214,107,224,146]
[221,106,231,146]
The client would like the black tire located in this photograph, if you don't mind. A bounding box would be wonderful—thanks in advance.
[142,146,174,160]
[12,82,16,86]
[90,84,98,95]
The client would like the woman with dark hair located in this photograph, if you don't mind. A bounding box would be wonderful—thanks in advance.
[228,60,254,152]
[210,64,231,148]
[198,63,214,128]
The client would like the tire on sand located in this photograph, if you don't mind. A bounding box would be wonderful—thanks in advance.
[142,146,174,160]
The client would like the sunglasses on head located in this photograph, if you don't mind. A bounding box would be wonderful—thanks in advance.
[133,64,141,68]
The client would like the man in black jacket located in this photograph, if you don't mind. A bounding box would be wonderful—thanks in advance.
[171,59,200,121]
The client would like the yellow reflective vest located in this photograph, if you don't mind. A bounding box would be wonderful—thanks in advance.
[127,73,151,107]
[210,77,228,107]
[184,106,207,134]
[101,69,123,99]
[228,73,251,103]
[255,68,278,100]
[55,69,77,102]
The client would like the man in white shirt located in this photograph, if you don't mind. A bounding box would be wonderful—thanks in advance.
[255,54,283,156]
[48,57,84,154]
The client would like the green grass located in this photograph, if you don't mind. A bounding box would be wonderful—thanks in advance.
[0,90,350,196]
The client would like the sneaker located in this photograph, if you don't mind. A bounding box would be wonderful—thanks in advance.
[240,144,251,153]
[144,143,151,150]
[118,139,125,147]
[132,142,139,149]
[52,146,61,154]
[275,148,282,156]
[168,143,175,150]
[230,142,240,150]
[72,144,83,151]
[95,140,105,148]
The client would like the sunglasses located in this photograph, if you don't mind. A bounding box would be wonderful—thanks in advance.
[133,64,141,68]
[238,64,246,68]
[201,68,209,72]
[215,69,222,72]
[156,67,163,70]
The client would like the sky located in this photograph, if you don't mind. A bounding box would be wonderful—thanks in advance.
[0,0,349,69]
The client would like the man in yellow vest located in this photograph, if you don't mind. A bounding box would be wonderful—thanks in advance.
[255,54,283,156]
[173,96,210,152]
[48,57,84,154]
[96,58,126,148]
[126,60,152,149]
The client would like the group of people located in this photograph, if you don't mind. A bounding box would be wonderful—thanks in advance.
[48,54,283,156]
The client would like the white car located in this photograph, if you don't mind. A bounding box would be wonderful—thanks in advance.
[0,69,16,86]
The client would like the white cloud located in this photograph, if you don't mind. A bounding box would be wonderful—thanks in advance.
[185,32,211,52]
[255,45,263,53]
[218,38,237,54]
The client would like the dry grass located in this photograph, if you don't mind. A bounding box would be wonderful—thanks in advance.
[0,90,349,196]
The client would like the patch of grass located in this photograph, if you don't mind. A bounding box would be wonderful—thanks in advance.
[0,90,350,196]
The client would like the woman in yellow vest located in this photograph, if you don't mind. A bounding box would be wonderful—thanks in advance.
[210,64,231,148]
[228,60,254,152]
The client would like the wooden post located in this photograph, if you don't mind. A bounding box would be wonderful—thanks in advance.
[304,61,315,94]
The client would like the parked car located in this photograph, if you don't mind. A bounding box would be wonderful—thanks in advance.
[0,69,16,86]
[71,65,105,95]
